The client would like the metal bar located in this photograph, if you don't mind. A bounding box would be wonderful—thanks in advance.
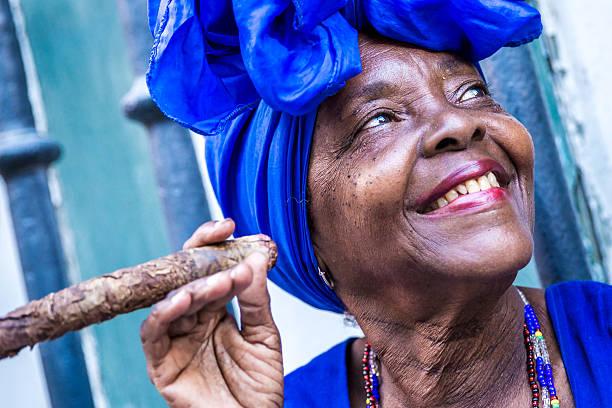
[0,0,94,407]
[117,0,212,251]
[481,45,591,285]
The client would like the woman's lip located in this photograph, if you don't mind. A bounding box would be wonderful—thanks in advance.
[423,187,510,217]
[415,158,509,212]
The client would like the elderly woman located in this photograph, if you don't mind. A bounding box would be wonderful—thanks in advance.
[141,0,611,407]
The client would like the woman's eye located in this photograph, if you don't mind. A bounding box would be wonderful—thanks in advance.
[459,85,487,102]
[362,114,392,130]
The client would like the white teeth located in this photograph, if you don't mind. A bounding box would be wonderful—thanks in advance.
[428,171,502,212]
[466,179,480,194]
[478,175,491,190]
[488,172,500,187]
[445,189,459,202]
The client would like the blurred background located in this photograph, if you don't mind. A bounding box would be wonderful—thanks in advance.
[0,0,610,407]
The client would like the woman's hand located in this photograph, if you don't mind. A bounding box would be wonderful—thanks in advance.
[140,219,284,408]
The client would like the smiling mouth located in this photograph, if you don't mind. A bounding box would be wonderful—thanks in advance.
[424,171,501,213]
[415,158,511,215]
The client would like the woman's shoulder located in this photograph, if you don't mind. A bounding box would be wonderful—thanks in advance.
[283,338,355,408]
[545,280,612,326]
[545,280,612,406]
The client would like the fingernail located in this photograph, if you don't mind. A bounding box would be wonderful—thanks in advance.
[221,217,232,225]
[170,290,188,305]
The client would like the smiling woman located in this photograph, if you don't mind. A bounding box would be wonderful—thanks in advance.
[309,38,534,291]
[141,0,611,407]
[307,37,543,407]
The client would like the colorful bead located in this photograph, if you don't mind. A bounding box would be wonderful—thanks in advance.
[363,342,380,408]
[518,288,560,408]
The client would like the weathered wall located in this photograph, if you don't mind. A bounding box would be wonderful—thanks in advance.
[537,0,612,281]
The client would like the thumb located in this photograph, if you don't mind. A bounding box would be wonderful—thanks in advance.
[236,252,278,343]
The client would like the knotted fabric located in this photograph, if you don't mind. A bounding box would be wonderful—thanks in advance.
[147,0,542,312]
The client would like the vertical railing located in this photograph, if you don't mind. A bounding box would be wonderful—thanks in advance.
[117,0,211,251]
[0,0,94,407]
[482,45,591,285]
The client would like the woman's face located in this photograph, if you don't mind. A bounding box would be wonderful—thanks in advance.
[307,34,535,314]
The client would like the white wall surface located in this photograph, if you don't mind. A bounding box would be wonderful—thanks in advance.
[0,180,50,407]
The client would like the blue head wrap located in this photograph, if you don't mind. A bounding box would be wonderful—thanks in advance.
[147,0,542,313]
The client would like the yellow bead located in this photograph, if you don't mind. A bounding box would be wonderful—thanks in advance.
[535,330,543,338]
[366,398,370,405]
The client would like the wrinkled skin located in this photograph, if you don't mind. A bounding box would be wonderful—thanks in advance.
[140,220,283,408]
[141,33,575,407]
[309,36,535,311]
[308,34,573,407]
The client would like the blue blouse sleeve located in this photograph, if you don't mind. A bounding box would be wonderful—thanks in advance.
[284,339,353,408]
[546,281,612,407]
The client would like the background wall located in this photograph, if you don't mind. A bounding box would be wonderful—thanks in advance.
[2,1,169,407]
[537,0,612,281]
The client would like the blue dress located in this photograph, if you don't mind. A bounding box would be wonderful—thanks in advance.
[285,281,612,407]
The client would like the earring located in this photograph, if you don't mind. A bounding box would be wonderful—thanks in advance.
[318,266,335,289]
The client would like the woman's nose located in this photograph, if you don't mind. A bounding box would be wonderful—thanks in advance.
[420,109,486,157]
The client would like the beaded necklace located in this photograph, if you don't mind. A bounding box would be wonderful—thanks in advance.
[362,288,560,408]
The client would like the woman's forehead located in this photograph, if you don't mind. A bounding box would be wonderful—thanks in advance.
[323,34,479,114]
[357,33,476,84]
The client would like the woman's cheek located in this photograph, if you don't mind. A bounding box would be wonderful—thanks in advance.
[488,115,535,172]
[340,149,416,236]
[487,115,535,226]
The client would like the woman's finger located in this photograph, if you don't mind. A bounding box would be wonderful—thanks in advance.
[182,218,236,250]
[140,266,245,361]
[166,313,198,337]
[235,252,278,343]
[166,266,253,337]
[140,290,192,361]
[195,261,255,325]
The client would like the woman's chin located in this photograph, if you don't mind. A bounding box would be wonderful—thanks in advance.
[435,229,533,284]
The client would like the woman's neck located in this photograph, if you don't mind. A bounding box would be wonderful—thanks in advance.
[348,285,534,408]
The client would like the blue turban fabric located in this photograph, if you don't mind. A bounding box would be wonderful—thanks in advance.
[147,0,542,312]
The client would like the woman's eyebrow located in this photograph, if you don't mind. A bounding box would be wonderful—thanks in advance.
[436,57,473,75]
[355,80,396,102]
[342,80,399,120]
